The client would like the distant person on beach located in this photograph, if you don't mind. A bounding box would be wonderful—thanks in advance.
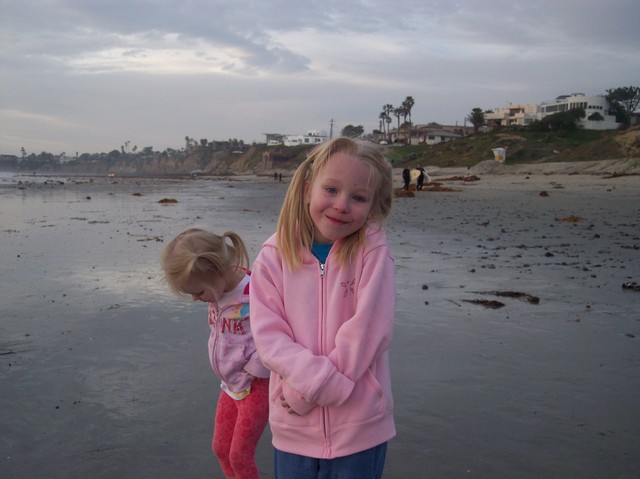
[161,228,269,479]
[250,137,396,479]
[416,164,426,190]
[402,167,411,190]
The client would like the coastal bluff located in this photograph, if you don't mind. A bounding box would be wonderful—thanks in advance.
[3,126,639,177]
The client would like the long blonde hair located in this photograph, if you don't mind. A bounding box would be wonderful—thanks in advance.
[277,137,392,269]
[161,227,249,296]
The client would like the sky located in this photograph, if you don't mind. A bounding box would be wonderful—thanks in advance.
[1,0,638,156]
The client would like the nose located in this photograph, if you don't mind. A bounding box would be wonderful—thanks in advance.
[333,194,350,212]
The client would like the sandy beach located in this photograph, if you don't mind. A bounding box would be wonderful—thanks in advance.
[1,163,639,478]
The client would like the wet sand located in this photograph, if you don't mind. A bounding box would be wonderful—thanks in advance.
[1,166,639,478]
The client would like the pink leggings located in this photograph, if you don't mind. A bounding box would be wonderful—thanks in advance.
[212,378,269,479]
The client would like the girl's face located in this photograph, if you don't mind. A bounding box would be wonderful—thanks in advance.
[306,152,374,244]
[182,272,228,304]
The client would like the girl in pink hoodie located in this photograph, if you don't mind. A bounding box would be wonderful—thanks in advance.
[251,137,396,478]
[162,228,270,479]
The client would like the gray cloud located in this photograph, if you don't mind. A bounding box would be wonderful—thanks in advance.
[1,0,638,154]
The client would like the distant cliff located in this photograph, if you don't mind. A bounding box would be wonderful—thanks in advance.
[2,127,638,175]
[1,143,314,176]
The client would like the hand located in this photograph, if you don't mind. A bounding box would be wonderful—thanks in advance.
[280,394,299,415]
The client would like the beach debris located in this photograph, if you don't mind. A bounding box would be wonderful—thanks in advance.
[394,188,414,198]
[603,172,639,179]
[132,192,143,196]
[423,183,460,192]
[158,198,178,203]
[136,235,163,242]
[622,281,640,292]
[539,191,549,197]
[558,215,583,223]
[0,340,31,356]
[463,299,505,309]
[472,290,540,304]
[438,175,480,182]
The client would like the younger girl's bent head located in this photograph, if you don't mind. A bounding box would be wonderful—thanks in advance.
[277,136,393,269]
[161,228,250,302]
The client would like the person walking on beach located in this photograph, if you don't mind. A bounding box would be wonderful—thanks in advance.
[416,164,426,190]
[161,228,269,479]
[402,167,411,191]
[250,137,396,479]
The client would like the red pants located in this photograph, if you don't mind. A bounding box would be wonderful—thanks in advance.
[212,378,269,479]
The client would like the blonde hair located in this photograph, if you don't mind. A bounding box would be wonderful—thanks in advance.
[277,137,392,269]
[161,228,249,296]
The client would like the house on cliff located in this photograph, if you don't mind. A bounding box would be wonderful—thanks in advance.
[486,93,621,130]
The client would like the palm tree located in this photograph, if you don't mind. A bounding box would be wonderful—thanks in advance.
[466,108,486,134]
[402,96,415,125]
[378,112,387,136]
[393,107,404,134]
[380,104,394,141]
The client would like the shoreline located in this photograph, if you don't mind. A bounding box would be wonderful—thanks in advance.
[2,156,640,183]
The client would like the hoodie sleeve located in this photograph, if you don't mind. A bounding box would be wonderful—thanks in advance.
[327,241,396,386]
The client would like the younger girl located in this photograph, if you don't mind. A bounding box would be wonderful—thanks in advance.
[161,228,269,479]
[250,137,396,478]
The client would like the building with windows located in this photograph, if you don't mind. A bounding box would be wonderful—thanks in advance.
[486,93,621,131]
[263,130,329,146]
[540,93,620,130]
[282,130,328,146]
[485,103,540,128]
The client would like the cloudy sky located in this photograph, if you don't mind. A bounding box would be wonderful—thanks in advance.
[1,0,638,156]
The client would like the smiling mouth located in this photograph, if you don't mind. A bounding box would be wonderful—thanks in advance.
[326,215,347,225]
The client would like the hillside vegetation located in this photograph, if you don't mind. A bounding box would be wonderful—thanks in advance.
[3,127,639,176]
[386,126,640,169]
[237,126,640,173]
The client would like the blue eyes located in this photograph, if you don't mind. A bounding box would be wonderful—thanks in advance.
[323,187,367,202]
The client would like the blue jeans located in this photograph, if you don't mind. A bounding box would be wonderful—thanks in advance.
[274,442,387,479]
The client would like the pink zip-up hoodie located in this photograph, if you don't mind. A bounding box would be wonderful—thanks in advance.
[250,225,396,459]
[208,273,270,397]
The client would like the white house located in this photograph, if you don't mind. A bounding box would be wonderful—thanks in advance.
[283,130,328,146]
[487,93,621,131]
[421,130,462,145]
[485,103,541,127]
[540,93,620,130]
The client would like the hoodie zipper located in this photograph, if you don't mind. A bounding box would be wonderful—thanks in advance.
[318,260,330,454]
